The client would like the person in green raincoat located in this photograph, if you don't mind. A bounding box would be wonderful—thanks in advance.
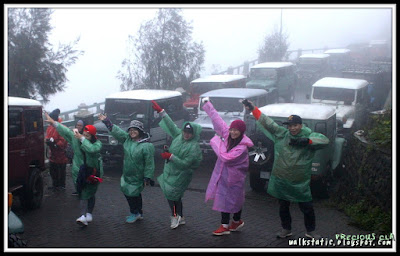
[151,100,202,229]
[98,114,155,224]
[45,112,103,227]
[242,100,329,240]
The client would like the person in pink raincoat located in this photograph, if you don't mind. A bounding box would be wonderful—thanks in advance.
[202,97,254,236]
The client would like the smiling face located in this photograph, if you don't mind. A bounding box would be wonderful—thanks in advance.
[288,123,303,136]
[229,128,242,139]
[128,128,140,140]
[183,131,194,141]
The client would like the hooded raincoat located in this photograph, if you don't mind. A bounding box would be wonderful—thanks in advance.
[45,118,68,164]
[56,123,103,200]
[110,125,155,197]
[202,101,254,213]
[157,113,202,201]
[256,113,329,202]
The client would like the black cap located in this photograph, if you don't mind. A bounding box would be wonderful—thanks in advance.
[283,115,302,125]
[183,123,194,134]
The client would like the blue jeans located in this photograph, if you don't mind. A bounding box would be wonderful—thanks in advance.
[279,199,315,232]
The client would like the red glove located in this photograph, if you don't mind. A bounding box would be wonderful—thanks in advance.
[151,100,163,113]
[87,175,103,184]
[252,107,262,120]
[161,152,172,160]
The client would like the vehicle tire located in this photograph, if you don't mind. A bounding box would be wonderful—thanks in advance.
[8,234,27,248]
[21,168,44,210]
[249,164,267,193]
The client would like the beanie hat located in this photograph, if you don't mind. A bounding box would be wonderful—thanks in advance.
[229,119,246,134]
[183,123,194,134]
[84,125,97,138]
[49,108,60,121]
[76,120,84,126]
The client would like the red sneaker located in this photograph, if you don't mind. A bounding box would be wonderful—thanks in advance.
[212,225,230,236]
[228,220,244,231]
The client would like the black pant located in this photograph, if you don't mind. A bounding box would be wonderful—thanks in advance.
[80,196,96,215]
[49,162,66,187]
[279,199,315,232]
[168,199,183,217]
[124,194,143,215]
[221,210,242,225]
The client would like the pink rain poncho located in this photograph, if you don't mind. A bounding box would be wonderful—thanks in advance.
[202,101,254,213]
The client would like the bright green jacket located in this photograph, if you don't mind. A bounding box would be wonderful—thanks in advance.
[257,114,329,202]
[157,114,202,201]
[56,123,103,200]
[110,125,155,197]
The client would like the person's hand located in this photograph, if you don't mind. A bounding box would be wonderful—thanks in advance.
[151,100,163,113]
[241,99,254,111]
[74,130,83,139]
[289,138,311,146]
[201,97,210,104]
[43,111,55,125]
[98,113,107,121]
[161,152,172,160]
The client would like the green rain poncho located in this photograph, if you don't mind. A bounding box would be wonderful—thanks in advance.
[56,123,103,200]
[257,114,329,202]
[110,125,155,197]
[157,114,202,201]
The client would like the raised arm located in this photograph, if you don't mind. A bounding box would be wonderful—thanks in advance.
[201,99,229,138]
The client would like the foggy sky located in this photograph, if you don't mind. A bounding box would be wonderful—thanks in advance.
[6,4,393,113]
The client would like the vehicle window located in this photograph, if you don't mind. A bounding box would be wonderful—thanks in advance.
[24,109,42,133]
[313,87,355,102]
[200,97,243,112]
[104,99,147,124]
[315,122,327,135]
[249,69,277,80]
[8,109,22,137]
[163,97,183,120]
[192,83,223,94]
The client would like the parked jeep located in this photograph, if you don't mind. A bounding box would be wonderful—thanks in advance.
[246,62,296,102]
[8,96,45,209]
[296,53,331,89]
[193,88,273,155]
[309,77,370,137]
[248,103,346,197]
[93,89,187,168]
[184,74,247,120]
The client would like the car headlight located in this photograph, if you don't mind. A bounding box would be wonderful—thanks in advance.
[110,138,118,145]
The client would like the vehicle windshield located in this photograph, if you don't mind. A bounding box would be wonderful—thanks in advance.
[313,87,356,102]
[192,83,224,95]
[249,68,277,80]
[104,99,147,124]
[298,58,325,71]
[200,97,244,112]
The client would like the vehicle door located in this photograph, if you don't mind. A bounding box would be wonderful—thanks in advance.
[8,107,26,187]
[354,87,369,128]
[277,67,289,97]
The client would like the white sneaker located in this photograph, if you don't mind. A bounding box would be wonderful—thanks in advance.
[86,213,93,222]
[170,215,181,229]
[76,215,88,226]
[179,216,186,225]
